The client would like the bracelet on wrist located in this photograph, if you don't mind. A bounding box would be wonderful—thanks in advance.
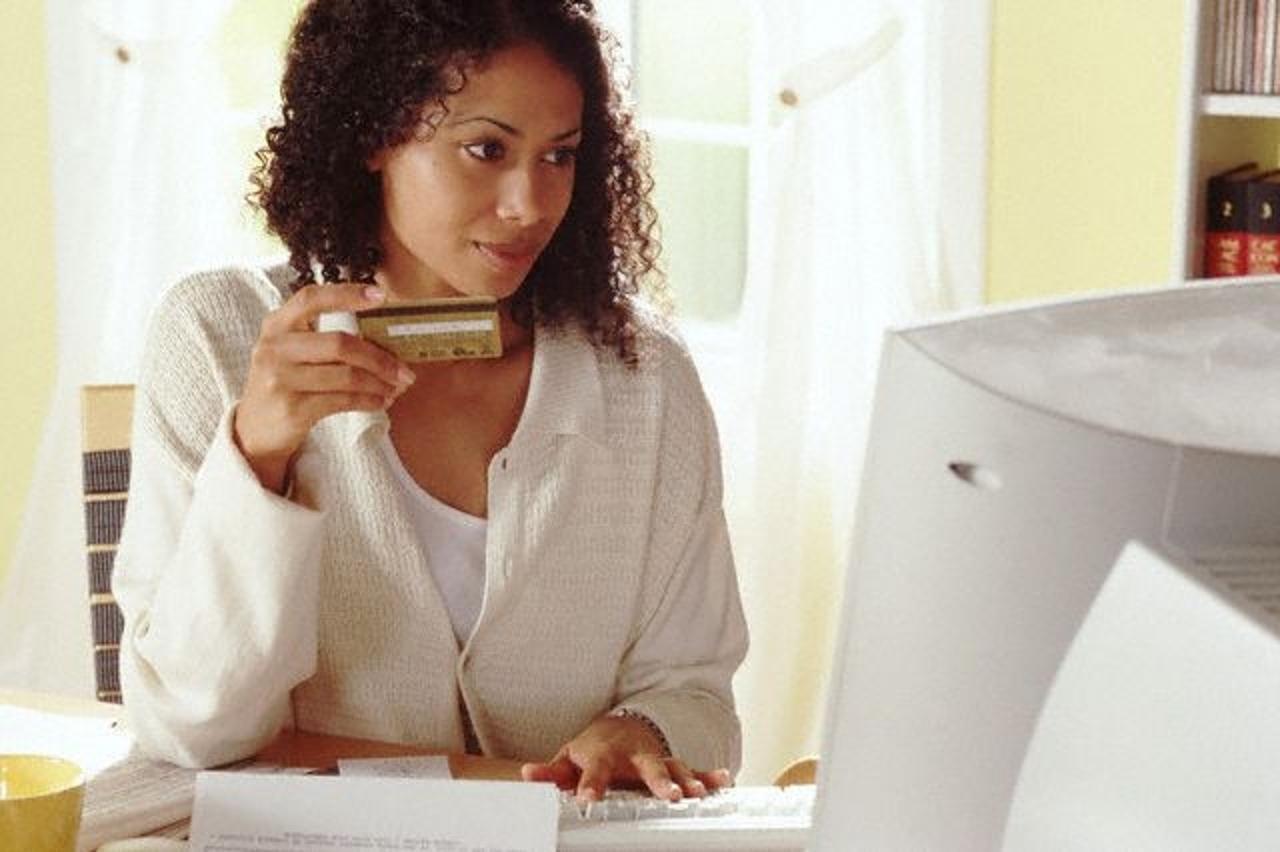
[608,708,672,758]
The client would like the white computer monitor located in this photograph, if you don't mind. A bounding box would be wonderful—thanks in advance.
[810,277,1280,850]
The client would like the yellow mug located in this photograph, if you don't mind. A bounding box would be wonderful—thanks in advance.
[0,754,85,852]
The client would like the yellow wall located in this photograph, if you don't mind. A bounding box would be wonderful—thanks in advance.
[0,5,56,587]
[986,1,1186,303]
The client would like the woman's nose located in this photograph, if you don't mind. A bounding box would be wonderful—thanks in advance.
[496,168,555,225]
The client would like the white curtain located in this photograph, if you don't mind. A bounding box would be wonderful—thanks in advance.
[722,0,965,782]
[0,0,237,695]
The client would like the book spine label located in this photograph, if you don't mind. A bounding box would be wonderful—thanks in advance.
[1206,231,1251,276]
[1246,179,1280,274]
[1246,233,1280,273]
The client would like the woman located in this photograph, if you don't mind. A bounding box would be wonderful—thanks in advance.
[113,0,747,803]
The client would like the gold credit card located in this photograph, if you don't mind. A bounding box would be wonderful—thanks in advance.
[356,297,502,362]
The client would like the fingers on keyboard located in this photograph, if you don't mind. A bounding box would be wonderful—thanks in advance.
[630,753,682,801]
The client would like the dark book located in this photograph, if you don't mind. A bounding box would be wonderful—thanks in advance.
[1215,0,1232,91]
[1246,170,1280,274]
[1205,162,1259,277]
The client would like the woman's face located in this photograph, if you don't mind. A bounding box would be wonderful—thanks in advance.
[370,42,585,302]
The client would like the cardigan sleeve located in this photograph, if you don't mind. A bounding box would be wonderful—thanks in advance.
[112,273,328,768]
[610,339,749,774]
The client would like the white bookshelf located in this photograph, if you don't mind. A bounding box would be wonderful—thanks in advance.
[1201,93,1280,117]
[1173,0,1280,279]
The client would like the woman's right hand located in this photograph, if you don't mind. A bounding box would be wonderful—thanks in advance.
[233,283,415,493]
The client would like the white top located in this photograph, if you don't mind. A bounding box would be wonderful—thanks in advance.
[112,263,747,772]
[380,434,487,647]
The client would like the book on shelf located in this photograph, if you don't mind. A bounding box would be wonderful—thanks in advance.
[1213,0,1226,91]
[1265,0,1279,92]
[1211,0,1280,94]
[1246,169,1280,273]
[1205,162,1258,276]
[1245,0,1255,91]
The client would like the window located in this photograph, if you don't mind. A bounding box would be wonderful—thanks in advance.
[213,0,305,258]
[597,1,762,332]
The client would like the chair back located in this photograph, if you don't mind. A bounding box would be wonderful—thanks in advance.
[80,384,134,704]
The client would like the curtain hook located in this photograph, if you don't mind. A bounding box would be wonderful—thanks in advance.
[777,17,903,110]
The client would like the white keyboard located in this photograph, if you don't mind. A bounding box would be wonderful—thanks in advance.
[556,785,814,851]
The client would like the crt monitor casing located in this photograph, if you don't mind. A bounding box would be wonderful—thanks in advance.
[811,277,1280,850]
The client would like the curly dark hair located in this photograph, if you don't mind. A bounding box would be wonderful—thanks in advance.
[249,0,665,362]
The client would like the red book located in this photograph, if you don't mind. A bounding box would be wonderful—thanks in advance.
[1246,170,1280,274]
[1205,162,1258,277]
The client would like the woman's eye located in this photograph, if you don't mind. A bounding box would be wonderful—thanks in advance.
[463,140,505,161]
[544,147,579,167]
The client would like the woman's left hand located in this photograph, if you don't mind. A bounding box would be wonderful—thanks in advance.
[519,714,732,802]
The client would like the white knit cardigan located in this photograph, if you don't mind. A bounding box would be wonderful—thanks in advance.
[112,264,748,772]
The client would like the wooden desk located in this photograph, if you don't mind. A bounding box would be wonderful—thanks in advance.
[1,688,519,779]
[258,728,523,780]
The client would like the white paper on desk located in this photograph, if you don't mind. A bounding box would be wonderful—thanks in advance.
[338,754,451,778]
[189,772,558,851]
[0,704,132,775]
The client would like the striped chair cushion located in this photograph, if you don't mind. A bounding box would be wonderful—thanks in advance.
[81,385,134,704]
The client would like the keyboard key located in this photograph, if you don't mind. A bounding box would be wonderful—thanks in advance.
[557,785,814,851]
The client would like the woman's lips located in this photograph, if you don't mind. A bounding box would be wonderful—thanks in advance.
[475,241,538,272]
